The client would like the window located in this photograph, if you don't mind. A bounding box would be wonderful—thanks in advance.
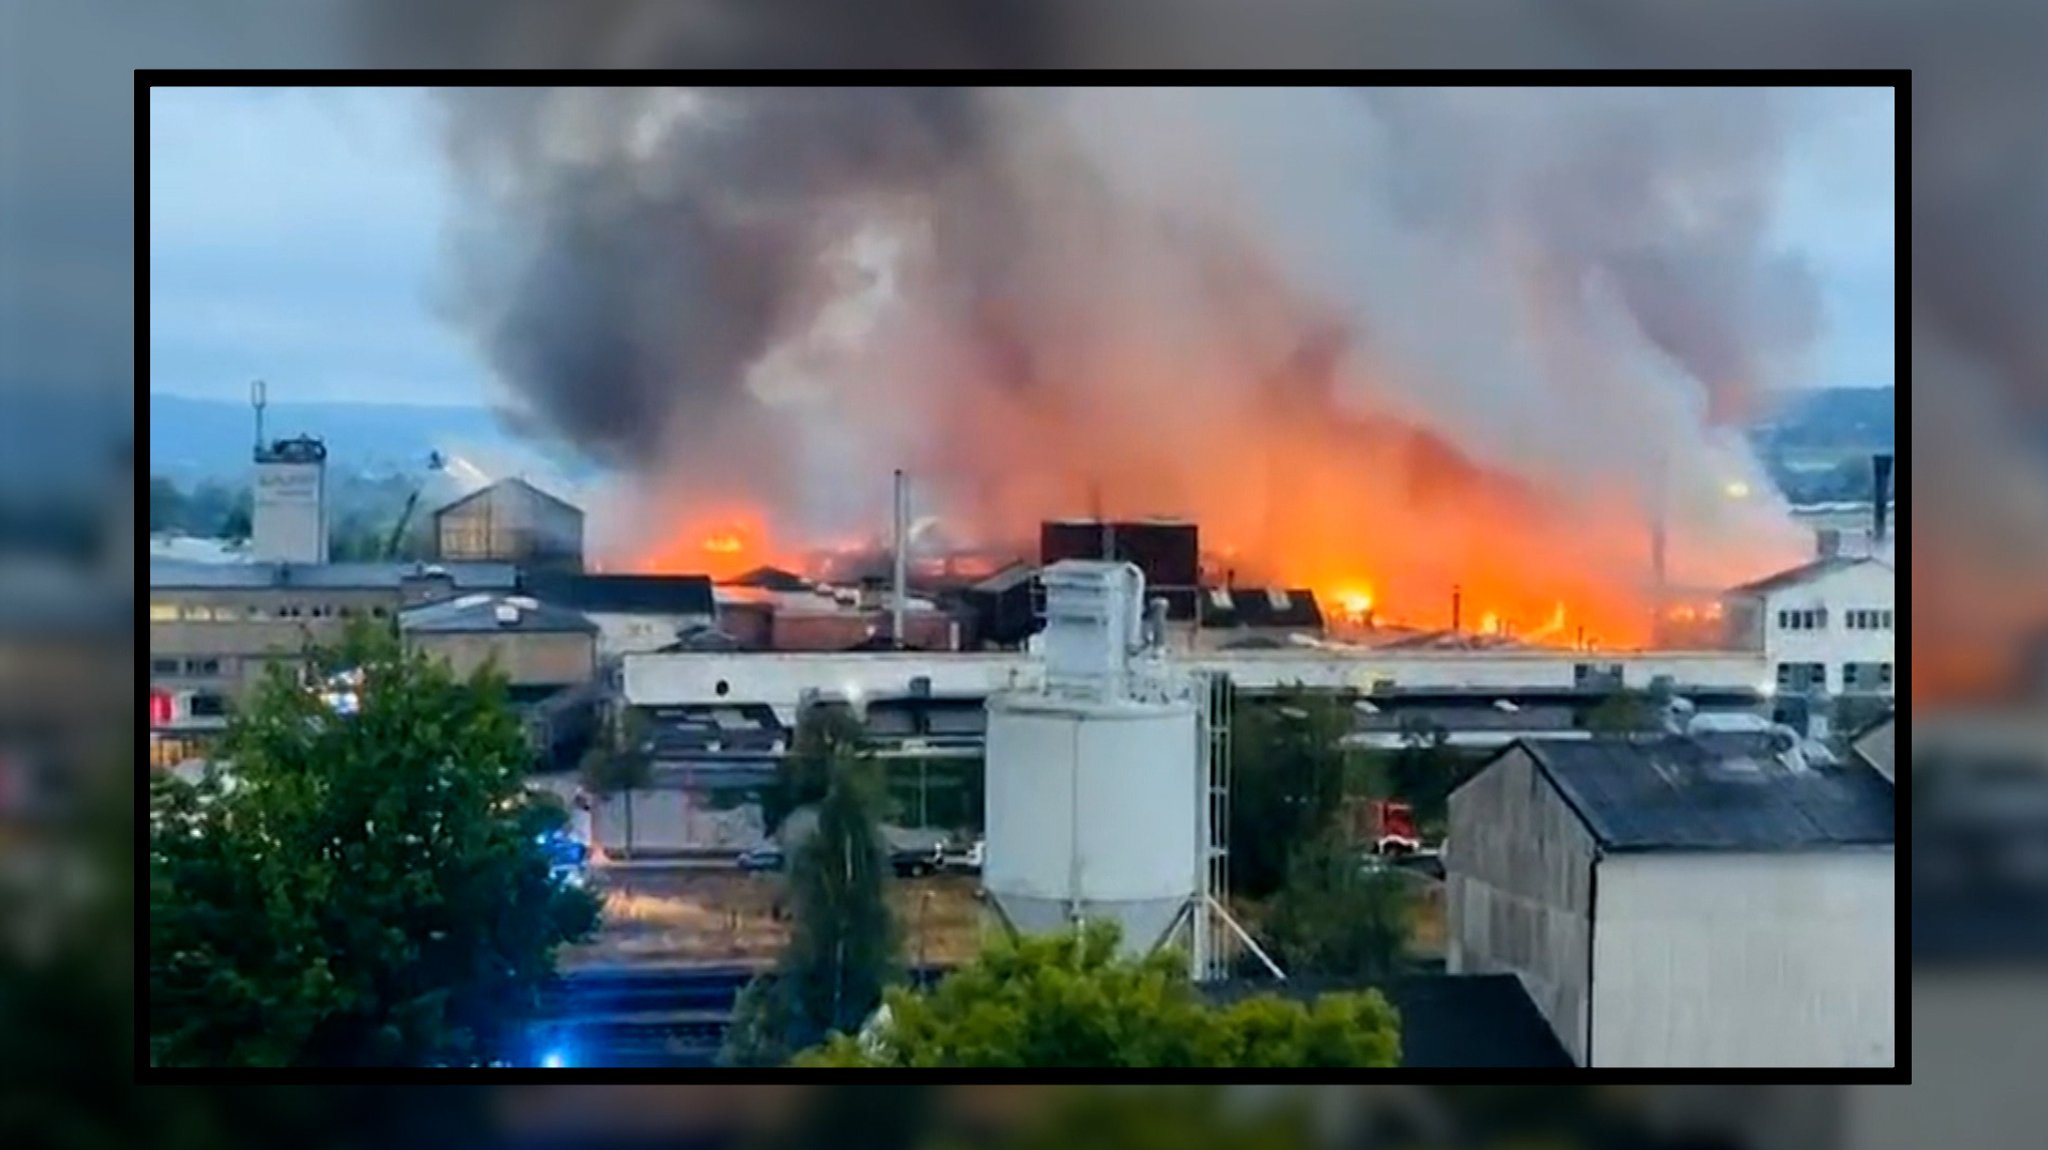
[183,657,222,677]
[188,693,229,718]
[1843,662,1896,692]
[150,658,179,675]
[1778,608,1829,631]
[370,606,388,619]
[1776,662,1827,691]
[149,602,179,622]
[1846,608,1898,632]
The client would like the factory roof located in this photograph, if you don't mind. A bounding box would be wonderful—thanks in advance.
[149,559,521,592]
[1725,554,1889,596]
[433,476,582,520]
[522,571,716,616]
[1200,586,1324,629]
[1203,974,1572,1068]
[399,593,597,635]
[970,563,1038,594]
[724,565,811,592]
[1509,734,1897,853]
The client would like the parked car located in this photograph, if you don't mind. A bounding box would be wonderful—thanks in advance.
[945,838,985,874]
[737,844,785,872]
[891,843,945,878]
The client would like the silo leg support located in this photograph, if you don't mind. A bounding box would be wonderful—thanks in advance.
[1208,896,1286,981]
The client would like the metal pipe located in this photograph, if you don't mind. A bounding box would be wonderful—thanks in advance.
[892,469,909,647]
[1872,453,1894,542]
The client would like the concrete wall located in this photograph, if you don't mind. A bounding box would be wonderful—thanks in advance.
[408,630,597,686]
[588,788,769,853]
[1446,745,1598,1064]
[624,649,1772,715]
[1591,849,1895,1067]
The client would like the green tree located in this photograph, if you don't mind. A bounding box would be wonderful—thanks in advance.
[1262,829,1414,978]
[1229,688,1350,899]
[1385,718,1482,831]
[148,622,600,1067]
[792,920,1400,1068]
[721,746,902,1066]
[578,708,654,856]
[149,476,188,533]
[1586,689,1657,738]
[761,701,865,836]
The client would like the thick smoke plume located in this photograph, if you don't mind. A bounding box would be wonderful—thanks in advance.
[423,78,1821,641]
[357,4,2014,670]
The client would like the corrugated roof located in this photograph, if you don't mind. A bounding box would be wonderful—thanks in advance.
[522,572,716,616]
[399,593,597,635]
[1203,974,1572,1068]
[1517,735,1896,852]
[149,559,521,591]
[1725,555,1887,596]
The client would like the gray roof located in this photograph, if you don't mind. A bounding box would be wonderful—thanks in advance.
[1517,735,1896,853]
[1204,974,1572,1068]
[522,571,716,616]
[400,593,596,635]
[149,559,521,591]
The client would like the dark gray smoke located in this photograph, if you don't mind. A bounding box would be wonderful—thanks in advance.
[431,87,1001,469]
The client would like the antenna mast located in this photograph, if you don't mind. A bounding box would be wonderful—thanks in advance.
[250,379,268,455]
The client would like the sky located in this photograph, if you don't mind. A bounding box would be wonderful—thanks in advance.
[146,85,1898,408]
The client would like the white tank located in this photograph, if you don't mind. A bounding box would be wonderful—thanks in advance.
[983,690,1203,956]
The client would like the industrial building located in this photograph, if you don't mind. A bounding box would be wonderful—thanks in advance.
[1445,734,1896,1067]
[521,571,718,658]
[433,477,585,571]
[1720,554,1896,697]
[147,559,520,762]
[400,592,604,769]
[251,433,329,564]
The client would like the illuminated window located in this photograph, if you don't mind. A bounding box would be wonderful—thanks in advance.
[149,602,180,622]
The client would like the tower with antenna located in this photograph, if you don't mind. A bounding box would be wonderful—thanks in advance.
[249,379,330,563]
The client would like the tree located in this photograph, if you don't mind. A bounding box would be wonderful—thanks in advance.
[1586,689,1657,738]
[1262,829,1413,979]
[791,920,1400,1068]
[149,476,188,533]
[761,701,865,836]
[721,745,902,1066]
[1228,688,1350,899]
[578,708,654,856]
[148,622,600,1067]
[1385,719,1482,831]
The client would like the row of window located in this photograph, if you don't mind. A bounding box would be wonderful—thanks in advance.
[1775,661,1894,691]
[152,657,224,679]
[1776,607,1895,632]
[149,602,390,623]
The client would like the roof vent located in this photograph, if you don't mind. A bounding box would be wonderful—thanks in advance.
[494,603,521,626]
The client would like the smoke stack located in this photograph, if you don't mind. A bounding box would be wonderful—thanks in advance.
[1451,584,1463,633]
[1872,453,1894,543]
[892,469,909,647]
[250,378,268,456]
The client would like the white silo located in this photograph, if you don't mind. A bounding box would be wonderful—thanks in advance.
[984,560,1282,979]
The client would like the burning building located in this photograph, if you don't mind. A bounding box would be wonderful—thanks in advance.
[427,88,1827,647]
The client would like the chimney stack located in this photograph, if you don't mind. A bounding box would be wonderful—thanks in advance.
[892,470,909,647]
[1872,453,1894,543]
[1451,584,1463,633]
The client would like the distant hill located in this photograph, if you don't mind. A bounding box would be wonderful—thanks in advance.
[148,393,571,484]
[1754,385,1895,451]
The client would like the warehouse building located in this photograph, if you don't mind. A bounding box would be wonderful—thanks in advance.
[1720,554,1896,697]
[399,593,603,769]
[433,477,585,572]
[1446,733,1895,1067]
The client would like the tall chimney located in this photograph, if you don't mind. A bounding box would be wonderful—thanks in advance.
[892,469,909,647]
[1872,453,1894,543]
[1451,584,1463,633]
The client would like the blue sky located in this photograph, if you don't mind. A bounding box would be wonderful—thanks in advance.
[147,86,1897,407]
